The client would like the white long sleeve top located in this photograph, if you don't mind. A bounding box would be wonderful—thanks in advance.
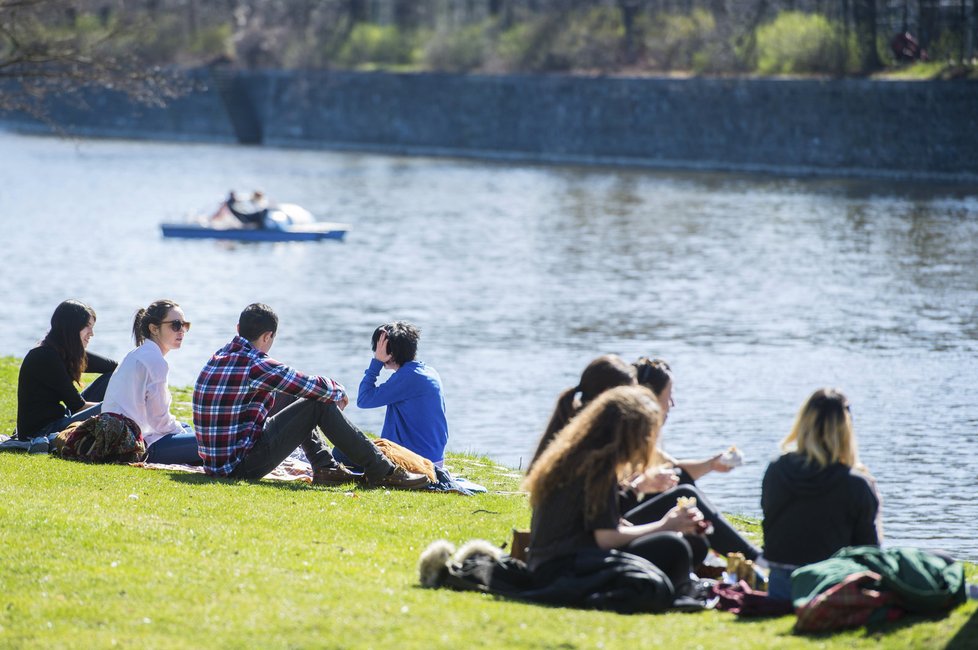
[101,340,183,447]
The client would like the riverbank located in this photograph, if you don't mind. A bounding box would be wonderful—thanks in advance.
[1,357,976,648]
[3,70,977,183]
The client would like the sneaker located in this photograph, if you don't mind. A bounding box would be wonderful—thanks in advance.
[368,466,431,490]
[312,464,358,486]
[0,437,31,453]
[28,436,50,455]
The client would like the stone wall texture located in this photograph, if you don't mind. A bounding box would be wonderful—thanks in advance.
[4,69,977,181]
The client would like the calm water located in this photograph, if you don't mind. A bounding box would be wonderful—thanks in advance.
[2,131,976,560]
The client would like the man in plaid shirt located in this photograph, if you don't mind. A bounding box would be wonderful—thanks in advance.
[193,303,430,489]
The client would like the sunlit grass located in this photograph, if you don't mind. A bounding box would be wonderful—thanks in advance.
[1,357,975,649]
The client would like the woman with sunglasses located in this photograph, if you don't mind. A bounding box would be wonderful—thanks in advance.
[623,357,762,561]
[10,300,117,453]
[761,388,881,600]
[101,300,201,465]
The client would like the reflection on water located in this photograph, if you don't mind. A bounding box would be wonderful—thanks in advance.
[1,131,977,559]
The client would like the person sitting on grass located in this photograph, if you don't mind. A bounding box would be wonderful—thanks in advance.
[100,300,201,466]
[354,322,448,466]
[6,300,117,455]
[622,357,761,561]
[528,354,759,563]
[528,354,637,470]
[523,385,711,609]
[761,388,882,600]
[192,303,430,489]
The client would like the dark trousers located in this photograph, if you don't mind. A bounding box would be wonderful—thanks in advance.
[624,484,761,561]
[624,532,694,590]
[229,398,393,481]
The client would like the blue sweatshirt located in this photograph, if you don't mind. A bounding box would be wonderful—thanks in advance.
[357,359,449,463]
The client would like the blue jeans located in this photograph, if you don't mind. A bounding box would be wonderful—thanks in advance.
[146,424,201,465]
[767,567,794,601]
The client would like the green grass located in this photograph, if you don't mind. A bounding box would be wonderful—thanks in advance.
[875,61,978,80]
[1,356,976,649]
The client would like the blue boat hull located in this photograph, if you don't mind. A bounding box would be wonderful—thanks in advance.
[161,223,347,242]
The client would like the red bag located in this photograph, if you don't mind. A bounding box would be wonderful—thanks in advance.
[713,580,794,617]
[794,571,903,633]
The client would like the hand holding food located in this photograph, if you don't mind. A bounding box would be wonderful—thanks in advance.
[718,446,744,469]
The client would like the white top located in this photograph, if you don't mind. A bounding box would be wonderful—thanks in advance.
[101,340,183,447]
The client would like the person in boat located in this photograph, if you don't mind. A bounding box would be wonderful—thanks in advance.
[761,388,882,600]
[212,190,269,228]
[100,300,201,465]
[192,303,431,489]
[353,321,449,466]
[523,385,710,608]
[7,300,117,454]
[620,357,762,561]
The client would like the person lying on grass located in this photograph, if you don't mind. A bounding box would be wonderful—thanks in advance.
[192,303,429,489]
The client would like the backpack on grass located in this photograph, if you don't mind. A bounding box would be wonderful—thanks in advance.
[54,413,146,464]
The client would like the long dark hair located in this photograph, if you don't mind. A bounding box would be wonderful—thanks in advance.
[41,300,96,383]
[133,300,179,346]
[523,385,662,522]
[633,357,673,396]
[529,355,637,469]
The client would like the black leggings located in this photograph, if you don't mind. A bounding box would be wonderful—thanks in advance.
[624,532,695,590]
[624,484,761,561]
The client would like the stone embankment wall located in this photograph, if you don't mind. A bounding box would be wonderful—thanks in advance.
[4,69,977,182]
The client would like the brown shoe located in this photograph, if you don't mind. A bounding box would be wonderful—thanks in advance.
[313,464,357,486]
[368,466,431,490]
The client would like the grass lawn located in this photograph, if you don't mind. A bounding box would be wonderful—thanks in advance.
[1,357,975,649]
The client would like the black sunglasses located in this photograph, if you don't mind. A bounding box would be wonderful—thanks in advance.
[160,320,191,333]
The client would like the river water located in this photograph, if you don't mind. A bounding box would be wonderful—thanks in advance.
[2,131,976,560]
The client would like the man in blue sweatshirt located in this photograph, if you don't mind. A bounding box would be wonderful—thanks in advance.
[357,322,448,466]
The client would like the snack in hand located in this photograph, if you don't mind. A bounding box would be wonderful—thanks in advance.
[676,495,697,510]
[718,446,744,468]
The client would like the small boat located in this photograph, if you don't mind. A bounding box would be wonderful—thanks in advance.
[161,203,349,242]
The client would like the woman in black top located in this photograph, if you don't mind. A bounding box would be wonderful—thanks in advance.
[761,388,882,600]
[523,385,707,605]
[14,300,117,452]
[623,357,762,561]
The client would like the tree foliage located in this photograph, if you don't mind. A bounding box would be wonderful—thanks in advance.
[0,0,186,118]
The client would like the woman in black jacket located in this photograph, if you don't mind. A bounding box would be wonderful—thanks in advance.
[12,300,117,453]
[761,388,882,600]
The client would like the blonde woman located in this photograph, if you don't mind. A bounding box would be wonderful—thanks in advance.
[761,388,882,600]
[523,385,707,606]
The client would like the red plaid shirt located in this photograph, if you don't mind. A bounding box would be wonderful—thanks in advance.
[193,335,346,476]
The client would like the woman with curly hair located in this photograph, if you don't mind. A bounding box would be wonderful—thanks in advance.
[523,385,707,604]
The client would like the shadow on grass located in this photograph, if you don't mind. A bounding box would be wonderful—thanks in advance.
[947,607,978,649]
[166,470,325,493]
[785,606,972,641]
